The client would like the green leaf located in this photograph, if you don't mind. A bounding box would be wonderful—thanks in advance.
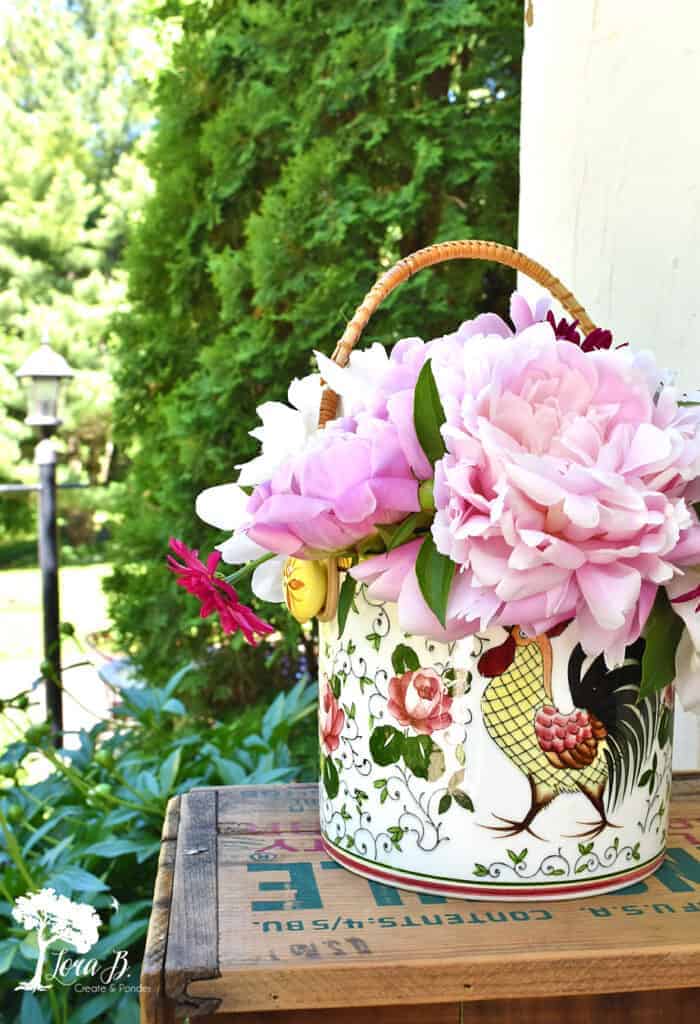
[438,793,452,814]
[403,734,433,779]
[413,358,447,465]
[638,769,653,788]
[329,674,342,699]
[473,863,489,877]
[50,866,108,893]
[159,747,182,793]
[0,943,16,974]
[639,589,684,700]
[382,512,432,552]
[415,533,455,628]
[391,643,420,675]
[20,992,50,1024]
[322,755,339,800]
[91,917,148,959]
[83,838,154,858]
[369,725,404,766]
[452,790,474,812]
[337,574,357,638]
[70,993,120,1024]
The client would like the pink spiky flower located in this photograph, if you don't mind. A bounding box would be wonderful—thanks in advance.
[167,538,274,645]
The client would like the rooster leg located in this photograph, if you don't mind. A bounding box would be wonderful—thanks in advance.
[566,781,620,839]
[485,778,555,839]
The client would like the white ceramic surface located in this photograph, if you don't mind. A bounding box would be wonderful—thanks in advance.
[318,584,673,901]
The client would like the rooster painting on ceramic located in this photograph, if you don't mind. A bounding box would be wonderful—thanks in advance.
[479,626,649,839]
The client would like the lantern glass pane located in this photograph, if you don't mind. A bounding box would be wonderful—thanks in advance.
[28,377,61,425]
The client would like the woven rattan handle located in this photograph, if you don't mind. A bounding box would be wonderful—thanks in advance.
[318,239,594,426]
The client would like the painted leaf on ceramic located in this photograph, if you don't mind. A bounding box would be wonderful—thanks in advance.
[391,643,420,675]
[658,705,672,747]
[369,725,404,766]
[415,533,455,628]
[322,755,339,799]
[413,358,447,466]
[639,589,684,700]
[438,793,451,815]
[452,789,474,812]
[403,734,433,779]
[337,574,357,638]
[427,746,446,781]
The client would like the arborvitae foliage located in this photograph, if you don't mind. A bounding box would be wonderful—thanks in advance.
[109,0,523,683]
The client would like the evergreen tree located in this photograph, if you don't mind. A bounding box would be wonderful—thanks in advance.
[0,0,163,540]
[110,0,523,683]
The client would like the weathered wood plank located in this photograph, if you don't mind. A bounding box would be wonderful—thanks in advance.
[459,988,700,1024]
[164,788,221,1018]
[193,989,700,1024]
[672,772,700,799]
[215,783,319,836]
[140,795,180,1024]
[195,1005,460,1023]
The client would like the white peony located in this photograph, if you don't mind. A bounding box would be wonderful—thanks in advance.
[314,343,389,415]
[236,373,323,487]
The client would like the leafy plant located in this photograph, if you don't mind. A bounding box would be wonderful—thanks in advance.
[0,666,317,1022]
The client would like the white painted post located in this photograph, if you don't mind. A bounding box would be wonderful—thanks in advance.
[518,0,700,768]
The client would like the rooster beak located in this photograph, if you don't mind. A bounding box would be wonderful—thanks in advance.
[478,631,517,677]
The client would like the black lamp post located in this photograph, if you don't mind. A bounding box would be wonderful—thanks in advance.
[16,336,74,744]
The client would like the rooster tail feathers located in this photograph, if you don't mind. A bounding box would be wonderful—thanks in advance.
[567,639,660,811]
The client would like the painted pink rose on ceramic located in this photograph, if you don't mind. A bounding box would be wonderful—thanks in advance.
[320,679,345,753]
[387,668,453,734]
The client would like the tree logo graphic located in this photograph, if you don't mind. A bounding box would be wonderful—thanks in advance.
[12,888,101,992]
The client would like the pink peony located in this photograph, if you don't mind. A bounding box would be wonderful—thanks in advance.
[245,418,420,558]
[387,668,453,734]
[427,323,700,662]
[319,679,345,753]
[167,538,274,645]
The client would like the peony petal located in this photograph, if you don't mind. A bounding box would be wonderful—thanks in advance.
[218,532,269,564]
[673,629,700,713]
[196,483,250,531]
[576,563,641,630]
[252,556,286,603]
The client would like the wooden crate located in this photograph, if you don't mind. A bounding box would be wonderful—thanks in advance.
[141,776,700,1023]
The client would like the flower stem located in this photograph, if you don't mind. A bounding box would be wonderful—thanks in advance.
[223,551,277,585]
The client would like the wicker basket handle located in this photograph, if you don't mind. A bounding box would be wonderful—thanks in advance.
[318,239,594,426]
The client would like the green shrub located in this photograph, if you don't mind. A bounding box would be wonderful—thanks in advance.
[108,0,523,685]
[0,666,317,1022]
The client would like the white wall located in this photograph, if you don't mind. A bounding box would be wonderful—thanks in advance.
[518,0,700,768]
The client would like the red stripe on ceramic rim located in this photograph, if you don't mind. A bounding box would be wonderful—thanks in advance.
[322,837,666,899]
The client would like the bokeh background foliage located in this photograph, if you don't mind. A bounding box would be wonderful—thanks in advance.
[109,0,523,683]
[0,0,165,546]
